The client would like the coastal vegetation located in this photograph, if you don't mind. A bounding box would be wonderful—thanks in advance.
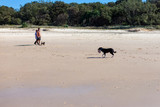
[0,0,160,28]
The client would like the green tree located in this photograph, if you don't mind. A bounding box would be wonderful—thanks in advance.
[0,6,16,24]
[11,18,22,25]
[78,3,92,26]
[0,0,160,27]
[111,1,158,25]
[67,4,80,26]
[98,6,112,26]
[56,13,69,26]
[107,2,116,7]
[49,1,69,25]
[19,1,51,25]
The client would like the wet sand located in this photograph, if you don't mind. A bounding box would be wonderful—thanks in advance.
[0,28,160,107]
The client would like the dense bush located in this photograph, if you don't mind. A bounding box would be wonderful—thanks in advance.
[0,6,15,24]
[0,1,160,26]
[21,22,28,28]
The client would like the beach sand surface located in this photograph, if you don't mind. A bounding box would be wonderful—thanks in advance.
[0,28,160,107]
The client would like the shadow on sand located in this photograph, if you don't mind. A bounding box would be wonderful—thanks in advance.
[16,44,34,46]
[87,57,105,59]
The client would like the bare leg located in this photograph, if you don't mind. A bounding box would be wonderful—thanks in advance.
[38,40,40,45]
[34,40,37,45]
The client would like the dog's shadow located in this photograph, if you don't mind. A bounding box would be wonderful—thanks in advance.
[87,57,106,59]
[15,44,34,47]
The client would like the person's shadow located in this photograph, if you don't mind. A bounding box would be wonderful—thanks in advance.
[15,44,34,46]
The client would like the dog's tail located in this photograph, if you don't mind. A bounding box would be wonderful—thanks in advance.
[114,51,117,53]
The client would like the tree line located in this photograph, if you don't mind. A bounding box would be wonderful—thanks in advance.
[0,1,160,26]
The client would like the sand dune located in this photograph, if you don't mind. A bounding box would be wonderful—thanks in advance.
[0,28,160,107]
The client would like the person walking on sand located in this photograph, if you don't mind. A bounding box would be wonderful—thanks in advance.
[37,28,41,45]
[34,30,38,45]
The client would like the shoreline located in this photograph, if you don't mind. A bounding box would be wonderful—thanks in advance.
[0,27,158,33]
[0,25,159,30]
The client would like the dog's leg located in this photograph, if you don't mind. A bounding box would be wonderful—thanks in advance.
[102,54,104,57]
[102,53,106,58]
[110,52,114,58]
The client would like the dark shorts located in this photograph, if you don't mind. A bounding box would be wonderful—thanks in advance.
[37,37,41,40]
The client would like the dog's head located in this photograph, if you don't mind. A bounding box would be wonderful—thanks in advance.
[98,47,102,53]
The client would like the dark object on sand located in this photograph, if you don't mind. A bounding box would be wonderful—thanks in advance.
[43,29,49,31]
[41,42,45,45]
[128,29,140,32]
[98,47,116,58]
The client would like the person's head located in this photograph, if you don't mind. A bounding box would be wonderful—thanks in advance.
[36,30,38,32]
[38,28,40,31]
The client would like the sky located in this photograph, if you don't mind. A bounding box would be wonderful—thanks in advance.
[0,0,117,10]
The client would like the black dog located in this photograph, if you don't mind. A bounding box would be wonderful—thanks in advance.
[98,47,116,58]
[41,42,45,45]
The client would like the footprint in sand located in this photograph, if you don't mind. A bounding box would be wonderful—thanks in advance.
[153,59,157,62]
[156,89,160,92]
[119,49,124,52]
[55,55,65,57]
[137,48,142,50]
[132,56,135,58]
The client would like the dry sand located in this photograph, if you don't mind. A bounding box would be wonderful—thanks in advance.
[0,28,160,107]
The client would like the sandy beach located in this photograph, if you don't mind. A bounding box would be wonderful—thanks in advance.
[0,28,160,107]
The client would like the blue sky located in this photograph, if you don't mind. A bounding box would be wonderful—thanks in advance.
[0,0,146,10]
[0,0,117,9]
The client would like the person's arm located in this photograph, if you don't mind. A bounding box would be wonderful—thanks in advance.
[39,32,41,37]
